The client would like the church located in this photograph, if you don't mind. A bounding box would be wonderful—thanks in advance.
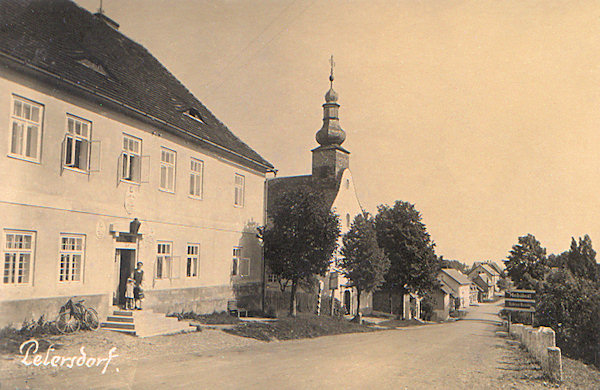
[266,65,367,315]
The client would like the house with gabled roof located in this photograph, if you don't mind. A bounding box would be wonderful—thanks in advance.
[266,66,364,316]
[0,0,274,328]
[438,268,472,309]
[468,262,500,294]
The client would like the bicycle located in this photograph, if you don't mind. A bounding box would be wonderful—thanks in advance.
[55,298,100,333]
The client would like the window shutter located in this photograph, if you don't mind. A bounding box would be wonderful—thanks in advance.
[60,134,67,175]
[140,155,151,183]
[116,153,123,186]
[171,256,181,279]
[89,140,101,172]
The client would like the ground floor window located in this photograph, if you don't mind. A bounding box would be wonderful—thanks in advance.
[186,244,199,277]
[232,247,250,277]
[3,230,35,284]
[156,241,172,279]
[59,234,85,282]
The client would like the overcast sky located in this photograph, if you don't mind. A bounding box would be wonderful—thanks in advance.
[77,0,600,265]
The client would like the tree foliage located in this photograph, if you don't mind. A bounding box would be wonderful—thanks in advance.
[566,235,598,282]
[340,212,390,316]
[504,234,548,289]
[374,201,439,296]
[263,186,340,316]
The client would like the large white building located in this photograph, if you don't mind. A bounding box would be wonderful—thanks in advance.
[0,0,274,326]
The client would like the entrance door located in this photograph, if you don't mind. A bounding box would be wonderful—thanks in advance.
[114,249,135,306]
[343,290,351,315]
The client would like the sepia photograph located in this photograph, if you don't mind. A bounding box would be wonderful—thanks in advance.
[0,0,599,388]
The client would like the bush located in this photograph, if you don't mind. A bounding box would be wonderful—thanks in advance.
[535,269,600,366]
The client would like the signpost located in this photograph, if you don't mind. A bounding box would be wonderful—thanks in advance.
[504,289,536,331]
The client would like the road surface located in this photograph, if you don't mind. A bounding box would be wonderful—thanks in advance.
[5,301,523,389]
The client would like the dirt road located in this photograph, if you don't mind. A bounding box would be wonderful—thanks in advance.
[3,301,544,389]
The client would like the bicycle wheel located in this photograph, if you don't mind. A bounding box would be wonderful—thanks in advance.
[56,311,80,334]
[84,308,100,330]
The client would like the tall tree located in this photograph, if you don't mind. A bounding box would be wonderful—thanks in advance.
[340,212,390,319]
[566,235,598,281]
[504,234,547,289]
[375,201,440,306]
[263,186,340,316]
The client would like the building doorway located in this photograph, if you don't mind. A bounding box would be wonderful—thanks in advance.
[343,290,351,315]
[114,249,135,306]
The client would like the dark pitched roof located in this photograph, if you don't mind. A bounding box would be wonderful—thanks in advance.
[440,268,471,286]
[266,174,340,216]
[0,0,273,171]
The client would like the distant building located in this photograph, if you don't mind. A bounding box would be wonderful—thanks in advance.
[266,67,364,315]
[468,263,500,293]
[438,268,472,309]
[0,1,274,326]
[470,273,493,302]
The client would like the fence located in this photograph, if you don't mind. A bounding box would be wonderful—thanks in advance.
[508,323,562,382]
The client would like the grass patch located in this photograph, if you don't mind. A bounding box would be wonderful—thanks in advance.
[168,311,241,325]
[375,318,423,328]
[0,317,62,355]
[223,314,375,342]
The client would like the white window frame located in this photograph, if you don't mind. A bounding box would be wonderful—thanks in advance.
[159,147,176,193]
[189,158,204,199]
[8,95,43,163]
[186,243,199,278]
[63,115,92,172]
[3,230,35,285]
[121,134,142,183]
[155,241,172,280]
[234,174,245,207]
[58,234,85,283]
[232,247,249,277]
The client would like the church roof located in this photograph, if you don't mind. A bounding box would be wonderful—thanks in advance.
[0,0,273,172]
[266,174,341,216]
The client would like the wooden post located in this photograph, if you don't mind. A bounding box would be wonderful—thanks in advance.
[508,312,511,333]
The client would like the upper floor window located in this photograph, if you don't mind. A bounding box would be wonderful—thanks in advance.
[63,115,91,171]
[3,230,35,285]
[59,234,85,282]
[121,134,141,182]
[345,179,350,190]
[346,213,351,228]
[186,244,199,277]
[159,148,176,192]
[189,158,204,199]
[9,96,43,162]
[234,174,245,207]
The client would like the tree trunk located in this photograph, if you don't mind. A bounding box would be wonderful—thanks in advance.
[289,279,298,317]
[356,290,361,317]
[389,291,393,315]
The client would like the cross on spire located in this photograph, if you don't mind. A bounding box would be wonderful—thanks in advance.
[329,55,335,86]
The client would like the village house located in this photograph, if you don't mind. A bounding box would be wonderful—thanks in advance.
[438,268,472,310]
[0,0,274,327]
[468,262,501,294]
[266,64,364,316]
[430,280,453,322]
[470,272,494,302]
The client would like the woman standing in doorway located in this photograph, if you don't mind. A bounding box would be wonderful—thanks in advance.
[133,262,144,310]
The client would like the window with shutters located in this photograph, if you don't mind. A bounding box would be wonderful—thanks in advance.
[63,115,92,171]
[189,158,203,199]
[9,96,43,162]
[234,174,245,207]
[121,134,142,183]
[159,147,176,192]
[58,234,85,282]
[3,230,35,285]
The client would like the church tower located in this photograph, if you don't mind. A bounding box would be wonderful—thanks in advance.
[312,56,350,183]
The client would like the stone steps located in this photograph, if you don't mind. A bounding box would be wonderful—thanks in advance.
[100,307,195,337]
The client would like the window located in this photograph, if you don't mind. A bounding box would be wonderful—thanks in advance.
[234,174,245,207]
[121,134,141,182]
[3,230,34,284]
[189,158,203,198]
[155,242,172,279]
[9,96,43,161]
[232,247,249,277]
[59,235,84,282]
[186,244,199,277]
[267,273,278,283]
[63,115,91,171]
[345,179,350,190]
[159,148,176,192]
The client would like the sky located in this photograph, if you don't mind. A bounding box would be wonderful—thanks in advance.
[76,0,600,265]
